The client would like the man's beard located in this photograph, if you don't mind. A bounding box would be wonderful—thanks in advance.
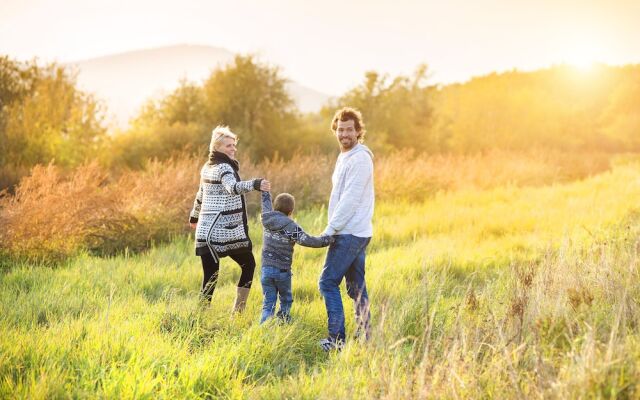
[339,137,356,150]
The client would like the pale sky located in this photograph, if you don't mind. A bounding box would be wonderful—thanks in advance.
[1,0,639,95]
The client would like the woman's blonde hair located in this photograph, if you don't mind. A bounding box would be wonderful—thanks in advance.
[209,125,238,153]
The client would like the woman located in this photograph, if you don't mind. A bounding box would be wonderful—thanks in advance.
[189,125,270,312]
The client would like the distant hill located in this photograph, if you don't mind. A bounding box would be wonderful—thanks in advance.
[67,44,330,129]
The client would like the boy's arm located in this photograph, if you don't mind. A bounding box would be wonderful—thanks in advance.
[261,191,273,214]
[282,222,334,248]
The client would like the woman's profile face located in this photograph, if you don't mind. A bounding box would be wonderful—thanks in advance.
[216,137,237,159]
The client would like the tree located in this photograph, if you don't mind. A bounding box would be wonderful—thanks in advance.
[327,65,440,153]
[110,55,302,166]
[105,79,210,168]
[434,65,637,153]
[0,57,106,169]
[600,66,640,150]
[202,55,299,160]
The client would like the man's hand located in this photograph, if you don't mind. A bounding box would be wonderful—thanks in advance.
[190,222,197,230]
[260,179,271,192]
[322,226,336,237]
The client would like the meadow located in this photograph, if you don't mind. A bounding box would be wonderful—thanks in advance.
[1,153,639,398]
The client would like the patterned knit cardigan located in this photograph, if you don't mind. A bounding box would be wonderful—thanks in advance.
[189,152,262,260]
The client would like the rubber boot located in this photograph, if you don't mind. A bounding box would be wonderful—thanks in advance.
[232,286,251,313]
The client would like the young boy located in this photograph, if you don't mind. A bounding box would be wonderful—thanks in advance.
[260,191,333,323]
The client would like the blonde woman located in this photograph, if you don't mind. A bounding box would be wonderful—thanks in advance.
[189,126,270,311]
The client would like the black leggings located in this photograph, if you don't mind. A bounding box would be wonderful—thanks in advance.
[200,251,256,302]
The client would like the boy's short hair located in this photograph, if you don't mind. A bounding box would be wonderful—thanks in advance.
[274,193,295,215]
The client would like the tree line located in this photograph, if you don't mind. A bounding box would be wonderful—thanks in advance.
[1,54,639,187]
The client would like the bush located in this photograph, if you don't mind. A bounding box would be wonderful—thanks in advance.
[0,159,199,265]
[0,150,616,265]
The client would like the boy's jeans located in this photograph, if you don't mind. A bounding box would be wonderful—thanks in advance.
[318,234,371,342]
[260,265,293,323]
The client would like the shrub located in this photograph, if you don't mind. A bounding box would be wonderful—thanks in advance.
[0,150,616,265]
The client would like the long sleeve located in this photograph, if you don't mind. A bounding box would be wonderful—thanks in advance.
[261,191,273,214]
[324,155,373,235]
[219,163,261,195]
[282,222,333,248]
[189,181,203,223]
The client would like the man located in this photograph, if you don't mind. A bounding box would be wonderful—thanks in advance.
[319,107,375,351]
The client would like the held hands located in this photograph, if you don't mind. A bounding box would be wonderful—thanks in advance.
[322,235,335,244]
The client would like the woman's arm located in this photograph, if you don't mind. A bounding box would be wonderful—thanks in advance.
[219,163,262,195]
[189,181,203,225]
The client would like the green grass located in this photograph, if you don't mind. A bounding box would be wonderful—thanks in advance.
[2,163,640,398]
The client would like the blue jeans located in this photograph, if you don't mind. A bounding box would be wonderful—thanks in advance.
[318,234,371,341]
[260,266,293,323]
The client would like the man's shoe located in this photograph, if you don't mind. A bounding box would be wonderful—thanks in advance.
[319,337,344,352]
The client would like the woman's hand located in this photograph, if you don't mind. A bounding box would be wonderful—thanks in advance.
[190,222,197,230]
[260,180,271,192]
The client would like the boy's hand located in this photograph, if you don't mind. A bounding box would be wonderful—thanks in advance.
[322,235,335,245]
[190,222,197,230]
[260,179,271,191]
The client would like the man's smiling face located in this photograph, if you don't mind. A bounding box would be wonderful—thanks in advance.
[335,119,359,152]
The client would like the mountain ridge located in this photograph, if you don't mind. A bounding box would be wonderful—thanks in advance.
[67,44,331,129]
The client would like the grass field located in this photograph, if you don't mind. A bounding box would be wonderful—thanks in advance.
[1,161,640,398]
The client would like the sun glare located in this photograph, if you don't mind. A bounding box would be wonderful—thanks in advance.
[559,35,607,71]
[564,48,598,70]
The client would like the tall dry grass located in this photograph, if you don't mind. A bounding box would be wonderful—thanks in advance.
[0,159,197,264]
[375,149,614,199]
[0,164,31,192]
[0,150,617,265]
[1,164,639,398]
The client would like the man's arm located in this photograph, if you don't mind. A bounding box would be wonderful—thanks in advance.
[323,155,373,235]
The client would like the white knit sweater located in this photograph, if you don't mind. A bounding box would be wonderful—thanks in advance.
[322,144,374,237]
[189,157,260,259]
